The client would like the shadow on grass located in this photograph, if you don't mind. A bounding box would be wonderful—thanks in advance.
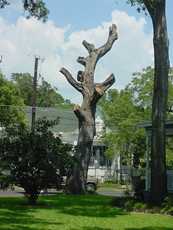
[70,227,111,230]
[42,194,126,218]
[81,227,112,230]
[0,195,172,230]
[125,228,173,230]
[0,197,63,230]
[0,194,125,230]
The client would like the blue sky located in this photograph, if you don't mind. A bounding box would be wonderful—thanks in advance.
[45,0,173,61]
[0,0,173,103]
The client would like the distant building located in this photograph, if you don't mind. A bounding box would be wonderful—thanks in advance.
[88,116,111,182]
[58,116,131,182]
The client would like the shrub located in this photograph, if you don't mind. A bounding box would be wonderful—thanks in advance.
[133,202,147,212]
[161,196,173,215]
[0,118,73,205]
[112,196,173,215]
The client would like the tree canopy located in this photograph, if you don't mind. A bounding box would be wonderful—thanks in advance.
[12,73,65,107]
[100,67,173,167]
[0,73,25,127]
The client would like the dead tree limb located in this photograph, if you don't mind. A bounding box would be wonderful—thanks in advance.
[60,67,83,93]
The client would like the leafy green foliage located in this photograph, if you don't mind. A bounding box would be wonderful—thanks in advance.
[100,67,173,167]
[12,73,65,107]
[126,0,156,14]
[127,66,154,111]
[127,0,146,13]
[0,73,25,127]
[0,0,9,8]
[100,87,146,166]
[11,73,33,106]
[23,0,49,22]
[127,67,173,114]
[0,118,73,204]
[166,137,173,169]
[161,196,173,215]
[112,196,173,215]
[0,0,49,21]
[37,79,64,107]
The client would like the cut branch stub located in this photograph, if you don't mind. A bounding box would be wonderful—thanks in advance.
[95,74,115,96]
[73,104,85,121]
[91,74,116,104]
[82,40,95,53]
[100,73,115,92]
[77,71,84,82]
[60,67,83,93]
[77,57,87,66]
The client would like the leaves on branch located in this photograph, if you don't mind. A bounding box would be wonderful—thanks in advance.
[0,0,49,21]
[0,0,9,8]
[23,0,49,22]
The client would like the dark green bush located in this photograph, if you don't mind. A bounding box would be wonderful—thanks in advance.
[0,118,73,205]
[161,196,173,215]
[112,196,173,215]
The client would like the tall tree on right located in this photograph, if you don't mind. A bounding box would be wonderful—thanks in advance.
[127,0,170,204]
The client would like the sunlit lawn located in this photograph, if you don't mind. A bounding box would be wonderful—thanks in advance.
[0,194,173,230]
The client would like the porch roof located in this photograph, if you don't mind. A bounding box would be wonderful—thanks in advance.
[138,120,173,136]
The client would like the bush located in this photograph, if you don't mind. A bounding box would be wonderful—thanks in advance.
[0,118,73,205]
[131,176,145,200]
[133,202,147,212]
[124,199,135,211]
[112,196,173,215]
[161,196,173,215]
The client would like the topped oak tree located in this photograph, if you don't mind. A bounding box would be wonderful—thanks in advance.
[60,24,118,194]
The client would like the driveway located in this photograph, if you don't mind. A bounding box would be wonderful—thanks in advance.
[0,188,60,197]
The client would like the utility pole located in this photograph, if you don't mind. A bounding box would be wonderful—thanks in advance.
[31,56,39,133]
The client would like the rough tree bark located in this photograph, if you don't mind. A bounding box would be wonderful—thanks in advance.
[144,0,170,204]
[60,24,118,194]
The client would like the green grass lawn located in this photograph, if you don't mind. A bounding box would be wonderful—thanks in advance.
[0,194,173,230]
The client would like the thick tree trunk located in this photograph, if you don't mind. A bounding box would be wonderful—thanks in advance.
[148,0,170,204]
[67,102,96,194]
[60,24,117,194]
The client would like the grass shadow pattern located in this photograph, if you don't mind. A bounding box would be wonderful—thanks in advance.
[0,195,173,230]
[43,194,125,218]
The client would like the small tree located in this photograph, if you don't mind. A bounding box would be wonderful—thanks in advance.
[0,118,72,205]
[60,24,117,194]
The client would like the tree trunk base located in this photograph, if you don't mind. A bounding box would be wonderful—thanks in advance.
[66,176,86,194]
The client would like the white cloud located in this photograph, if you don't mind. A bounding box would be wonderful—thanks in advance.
[0,10,153,103]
